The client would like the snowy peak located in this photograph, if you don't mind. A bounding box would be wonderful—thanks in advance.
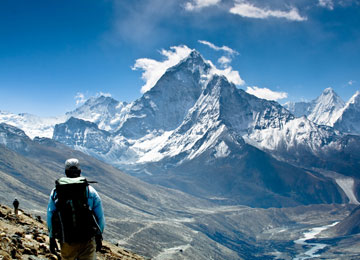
[308,87,345,125]
[67,95,127,132]
[0,110,65,139]
[202,76,293,133]
[150,76,245,163]
[333,91,360,134]
[71,95,120,111]
[164,75,293,161]
[322,87,336,96]
[284,88,345,126]
[169,50,209,71]
[116,51,212,139]
[348,91,360,105]
[314,88,344,108]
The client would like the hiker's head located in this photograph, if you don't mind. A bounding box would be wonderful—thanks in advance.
[65,158,81,178]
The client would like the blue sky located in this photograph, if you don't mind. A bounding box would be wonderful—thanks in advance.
[0,0,359,116]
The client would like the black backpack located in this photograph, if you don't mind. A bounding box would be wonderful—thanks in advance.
[52,177,100,243]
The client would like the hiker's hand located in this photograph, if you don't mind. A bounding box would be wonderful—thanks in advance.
[95,235,102,252]
[50,237,59,254]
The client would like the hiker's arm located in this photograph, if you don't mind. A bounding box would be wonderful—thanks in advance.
[89,186,105,233]
[46,189,57,237]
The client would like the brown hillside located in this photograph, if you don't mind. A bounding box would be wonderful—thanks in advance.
[0,204,144,260]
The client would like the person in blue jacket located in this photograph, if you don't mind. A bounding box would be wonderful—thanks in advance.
[47,158,105,260]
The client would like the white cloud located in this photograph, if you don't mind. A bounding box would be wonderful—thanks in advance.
[208,60,245,86]
[198,40,238,56]
[214,66,245,86]
[230,2,307,21]
[133,44,245,92]
[246,86,288,101]
[218,56,232,66]
[199,40,239,69]
[185,0,221,11]
[75,93,86,106]
[132,45,193,93]
[318,0,334,10]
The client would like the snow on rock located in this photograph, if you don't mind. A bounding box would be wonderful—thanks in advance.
[308,88,345,126]
[67,95,128,132]
[333,91,360,135]
[247,116,337,152]
[0,111,65,139]
[335,178,360,205]
[284,88,345,126]
[115,50,211,139]
[214,141,230,158]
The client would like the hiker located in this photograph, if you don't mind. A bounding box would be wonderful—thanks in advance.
[13,198,19,215]
[47,158,105,260]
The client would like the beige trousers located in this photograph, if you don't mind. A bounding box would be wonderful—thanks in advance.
[61,238,96,260]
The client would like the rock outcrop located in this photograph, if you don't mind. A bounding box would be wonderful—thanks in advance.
[0,204,144,260]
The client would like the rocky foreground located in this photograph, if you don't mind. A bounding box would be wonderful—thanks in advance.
[0,204,145,260]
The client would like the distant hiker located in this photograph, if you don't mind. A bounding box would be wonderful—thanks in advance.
[13,198,19,215]
[47,158,105,260]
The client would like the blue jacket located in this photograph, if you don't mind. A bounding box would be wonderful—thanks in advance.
[47,184,105,238]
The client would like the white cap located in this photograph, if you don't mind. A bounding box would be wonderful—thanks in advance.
[65,158,80,170]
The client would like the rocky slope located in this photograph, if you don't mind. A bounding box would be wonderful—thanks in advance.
[332,205,360,236]
[0,203,144,260]
[0,123,245,259]
[0,128,359,259]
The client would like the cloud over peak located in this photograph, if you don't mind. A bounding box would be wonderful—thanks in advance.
[246,86,288,101]
[133,45,245,93]
[132,45,194,93]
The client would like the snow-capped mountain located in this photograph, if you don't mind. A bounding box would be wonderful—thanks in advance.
[0,96,127,139]
[333,91,360,135]
[116,50,211,139]
[67,95,127,132]
[53,52,295,168]
[133,75,346,206]
[2,49,360,207]
[53,117,113,155]
[0,123,32,153]
[308,88,345,125]
[0,111,65,139]
[54,51,213,164]
[51,52,358,207]
[284,88,345,126]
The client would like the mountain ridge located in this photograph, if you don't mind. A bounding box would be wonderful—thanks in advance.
[0,50,359,209]
[1,49,360,259]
